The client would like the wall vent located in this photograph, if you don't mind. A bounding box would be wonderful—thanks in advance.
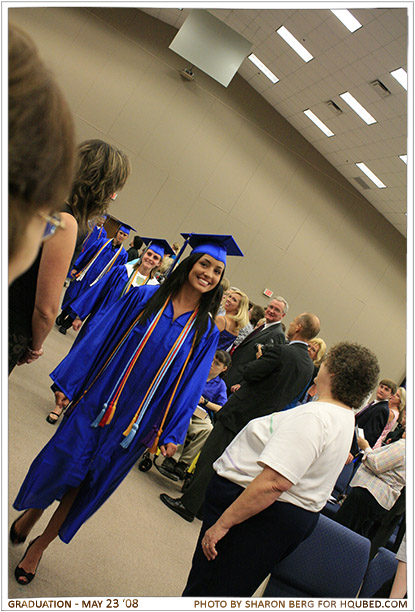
[370,79,391,98]
[326,100,343,115]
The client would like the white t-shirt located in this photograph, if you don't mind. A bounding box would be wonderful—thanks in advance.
[124,263,159,286]
[213,401,355,512]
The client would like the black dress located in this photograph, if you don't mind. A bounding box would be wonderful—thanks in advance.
[8,203,81,373]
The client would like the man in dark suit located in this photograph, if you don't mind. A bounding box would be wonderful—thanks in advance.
[349,378,397,459]
[225,296,288,394]
[160,312,320,522]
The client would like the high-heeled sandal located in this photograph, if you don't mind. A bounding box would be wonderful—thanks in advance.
[14,536,43,585]
[10,510,29,545]
[46,407,63,425]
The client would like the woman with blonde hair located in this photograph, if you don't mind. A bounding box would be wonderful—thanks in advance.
[374,387,406,448]
[307,337,327,369]
[215,289,249,350]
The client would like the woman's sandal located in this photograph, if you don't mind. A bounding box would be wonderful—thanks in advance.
[46,407,63,425]
[14,536,43,585]
[10,510,29,545]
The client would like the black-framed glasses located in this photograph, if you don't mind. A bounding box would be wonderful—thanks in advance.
[38,212,65,241]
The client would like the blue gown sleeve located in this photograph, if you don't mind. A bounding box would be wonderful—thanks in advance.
[159,323,220,446]
[50,285,160,401]
[73,236,108,270]
[70,266,127,320]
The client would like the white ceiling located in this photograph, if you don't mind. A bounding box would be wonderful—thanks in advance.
[140,6,408,237]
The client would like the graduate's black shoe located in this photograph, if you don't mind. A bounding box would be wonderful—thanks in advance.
[14,537,43,585]
[46,408,63,425]
[155,464,180,481]
[55,313,64,327]
[10,511,29,545]
[58,326,67,335]
[159,494,195,522]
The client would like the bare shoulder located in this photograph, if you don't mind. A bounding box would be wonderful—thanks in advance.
[214,315,226,332]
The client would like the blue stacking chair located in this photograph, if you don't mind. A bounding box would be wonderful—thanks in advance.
[358,547,398,597]
[321,462,355,518]
[263,513,371,598]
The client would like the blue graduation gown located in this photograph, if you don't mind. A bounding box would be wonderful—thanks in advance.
[81,225,107,252]
[67,264,158,341]
[14,285,219,543]
[61,237,127,311]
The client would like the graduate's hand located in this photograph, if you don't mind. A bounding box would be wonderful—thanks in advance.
[160,443,177,458]
[201,521,229,561]
[72,318,83,331]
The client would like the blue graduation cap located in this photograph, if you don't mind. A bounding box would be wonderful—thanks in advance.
[141,237,174,259]
[180,233,243,265]
[118,222,136,235]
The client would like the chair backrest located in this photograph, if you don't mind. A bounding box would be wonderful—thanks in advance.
[358,547,398,598]
[263,513,371,598]
[332,462,354,496]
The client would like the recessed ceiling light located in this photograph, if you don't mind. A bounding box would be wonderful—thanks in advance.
[340,92,377,125]
[331,9,362,33]
[399,155,407,164]
[390,68,407,90]
[356,162,386,188]
[276,26,313,63]
[304,109,334,137]
[248,53,279,84]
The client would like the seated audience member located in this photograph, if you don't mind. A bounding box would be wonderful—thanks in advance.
[373,387,405,448]
[385,409,406,445]
[160,312,319,522]
[180,342,380,597]
[348,378,397,461]
[296,337,327,404]
[229,304,265,352]
[8,22,75,285]
[373,534,407,598]
[390,535,407,598]
[215,289,249,350]
[126,235,144,262]
[307,337,327,371]
[158,351,231,481]
[334,433,405,538]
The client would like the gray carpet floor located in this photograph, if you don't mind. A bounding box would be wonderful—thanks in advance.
[8,323,204,599]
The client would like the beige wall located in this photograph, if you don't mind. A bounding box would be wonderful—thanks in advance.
[10,7,406,382]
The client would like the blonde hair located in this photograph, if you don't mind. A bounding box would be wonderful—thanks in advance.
[309,337,327,367]
[228,289,250,332]
[396,387,406,416]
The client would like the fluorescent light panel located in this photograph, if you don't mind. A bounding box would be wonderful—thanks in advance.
[390,68,407,90]
[340,91,377,125]
[399,155,407,164]
[331,9,362,33]
[304,109,334,137]
[277,26,313,62]
[248,53,279,83]
[356,162,386,188]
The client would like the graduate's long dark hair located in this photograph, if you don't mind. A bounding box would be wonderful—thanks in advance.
[138,253,224,348]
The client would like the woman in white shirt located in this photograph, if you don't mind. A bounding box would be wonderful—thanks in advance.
[182,342,380,597]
